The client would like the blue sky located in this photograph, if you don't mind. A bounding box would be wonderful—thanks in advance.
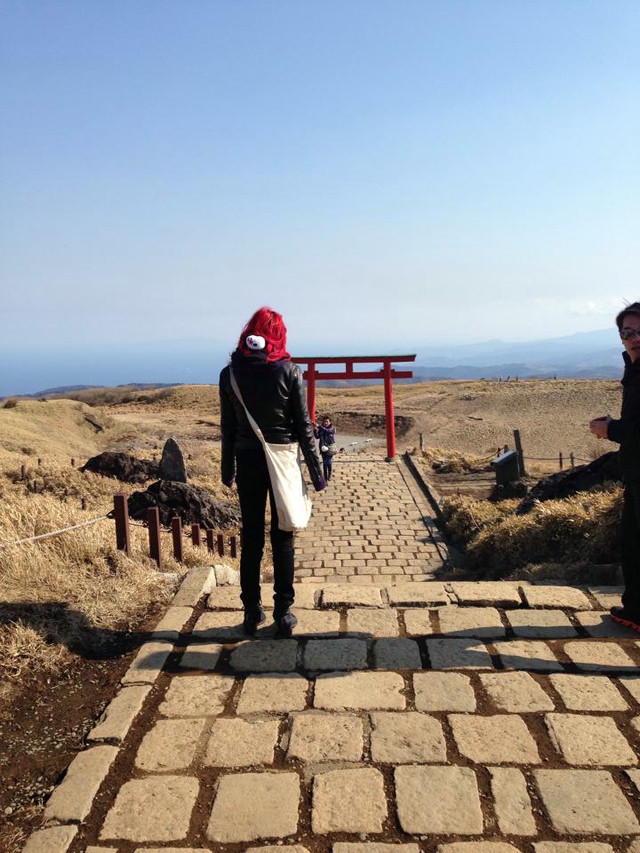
[1,0,639,383]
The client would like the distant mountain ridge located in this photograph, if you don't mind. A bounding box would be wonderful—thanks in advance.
[0,328,624,397]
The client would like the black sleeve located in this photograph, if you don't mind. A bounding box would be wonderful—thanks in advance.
[289,365,324,487]
[219,367,236,484]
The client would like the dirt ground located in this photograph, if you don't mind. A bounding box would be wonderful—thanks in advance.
[0,604,166,852]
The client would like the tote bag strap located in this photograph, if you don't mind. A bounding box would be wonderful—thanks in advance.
[229,368,267,448]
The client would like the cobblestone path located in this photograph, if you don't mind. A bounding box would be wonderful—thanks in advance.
[22,458,640,853]
[295,455,449,582]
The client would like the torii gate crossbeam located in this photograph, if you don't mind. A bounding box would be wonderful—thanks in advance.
[292,355,416,461]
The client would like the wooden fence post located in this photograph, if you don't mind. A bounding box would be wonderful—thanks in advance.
[419,432,424,452]
[71,458,75,467]
[191,523,201,547]
[206,528,215,553]
[230,536,237,558]
[570,452,575,468]
[113,493,131,556]
[172,516,183,563]
[559,452,563,469]
[217,533,224,557]
[81,497,87,511]
[513,429,526,477]
[148,507,163,568]
[20,464,26,480]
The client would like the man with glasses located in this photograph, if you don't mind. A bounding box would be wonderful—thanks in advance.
[590,302,640,631]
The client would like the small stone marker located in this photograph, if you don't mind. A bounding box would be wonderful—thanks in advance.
[160,437,187,482]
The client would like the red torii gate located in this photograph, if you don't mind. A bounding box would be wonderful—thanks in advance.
[292,355,416,461]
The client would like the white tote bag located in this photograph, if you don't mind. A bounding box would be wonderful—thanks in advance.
[230,369,312,532]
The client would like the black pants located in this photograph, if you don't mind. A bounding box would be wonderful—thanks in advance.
[621,483,640,615]
[236,449,295,616]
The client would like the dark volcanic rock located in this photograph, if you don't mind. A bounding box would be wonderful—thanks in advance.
[516,451,622,514]
[80,452,159,483]
[128,480,240,529]
[159,437,187,483]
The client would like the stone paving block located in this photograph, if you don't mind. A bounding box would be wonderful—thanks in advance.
[121,640,173,684]
[489,766,537,835]
[437,845,521,853]
[151,605,193,639]
[246,847,309,853]
[626,768,640,794]
[179,641,223,670]
[563,641,636,672]
[44,744,118,822]
[193,610,249,640]
[206,586,243,609]
[312,767,387,833]
[545,714,636,765]
[370,711,446,762]
[373,638,422,669]
[334,844,420,853]
[295,609,341,636]
[534,769,640,834]
[619,675,640,703]
[507,609,578,638]
[173,566,216,606]
[521,586,592,610]
[314,671,405,710]
[230,639,298,672]
[321,585,384,608]
[413,671,477,711]
[237,672,309,714]
[493,639,562,671]
[100,776,200,842]
[287,712,363,762]
[575,611,639,638]
[207,771,299,842]
[479,671,554,713]
[87,848,119,853]
[534,844,614,853]
[135,718,206,771]
[304,638,368,670]
[346,607,400,637]
[160,672,235,717]
[88,684,152,741]
[449,581,522,608]
[449,714,539,764]
[426,638,493,669]
[293,584,320,608]
[395,765,483,834]
[549,674,629,711]
[438,606,506,638]
[22,825,78,853]
[403,609,434,636]
[385,582,449,606]
[204,717,280,766]
[587,586,624,611]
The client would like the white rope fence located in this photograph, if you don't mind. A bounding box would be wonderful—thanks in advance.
[0,514,112,549]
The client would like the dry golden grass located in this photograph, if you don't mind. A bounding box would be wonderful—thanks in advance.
[441,486,622,578]
[0,398,238,692]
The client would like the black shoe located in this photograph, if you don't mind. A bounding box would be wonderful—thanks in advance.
[243,606,266,636]
[610,606,640,632]
[274,610,298,639]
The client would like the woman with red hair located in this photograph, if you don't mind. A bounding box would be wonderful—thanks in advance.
[219,307,326,637]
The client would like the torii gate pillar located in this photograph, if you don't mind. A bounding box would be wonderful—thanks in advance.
[292,355,416,461]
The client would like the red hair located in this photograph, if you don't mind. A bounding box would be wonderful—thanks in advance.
[237,306,290,361]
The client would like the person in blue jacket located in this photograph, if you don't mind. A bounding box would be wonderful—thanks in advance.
[590,301,640,631]
[315,416,336,482]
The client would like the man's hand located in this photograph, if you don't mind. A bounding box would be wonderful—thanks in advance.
[589,415,612,439]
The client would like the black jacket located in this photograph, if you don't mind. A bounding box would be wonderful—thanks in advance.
[608,351,640,483]
[219,351,323,488]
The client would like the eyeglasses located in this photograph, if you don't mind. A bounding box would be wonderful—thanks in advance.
[620,327,640,341]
